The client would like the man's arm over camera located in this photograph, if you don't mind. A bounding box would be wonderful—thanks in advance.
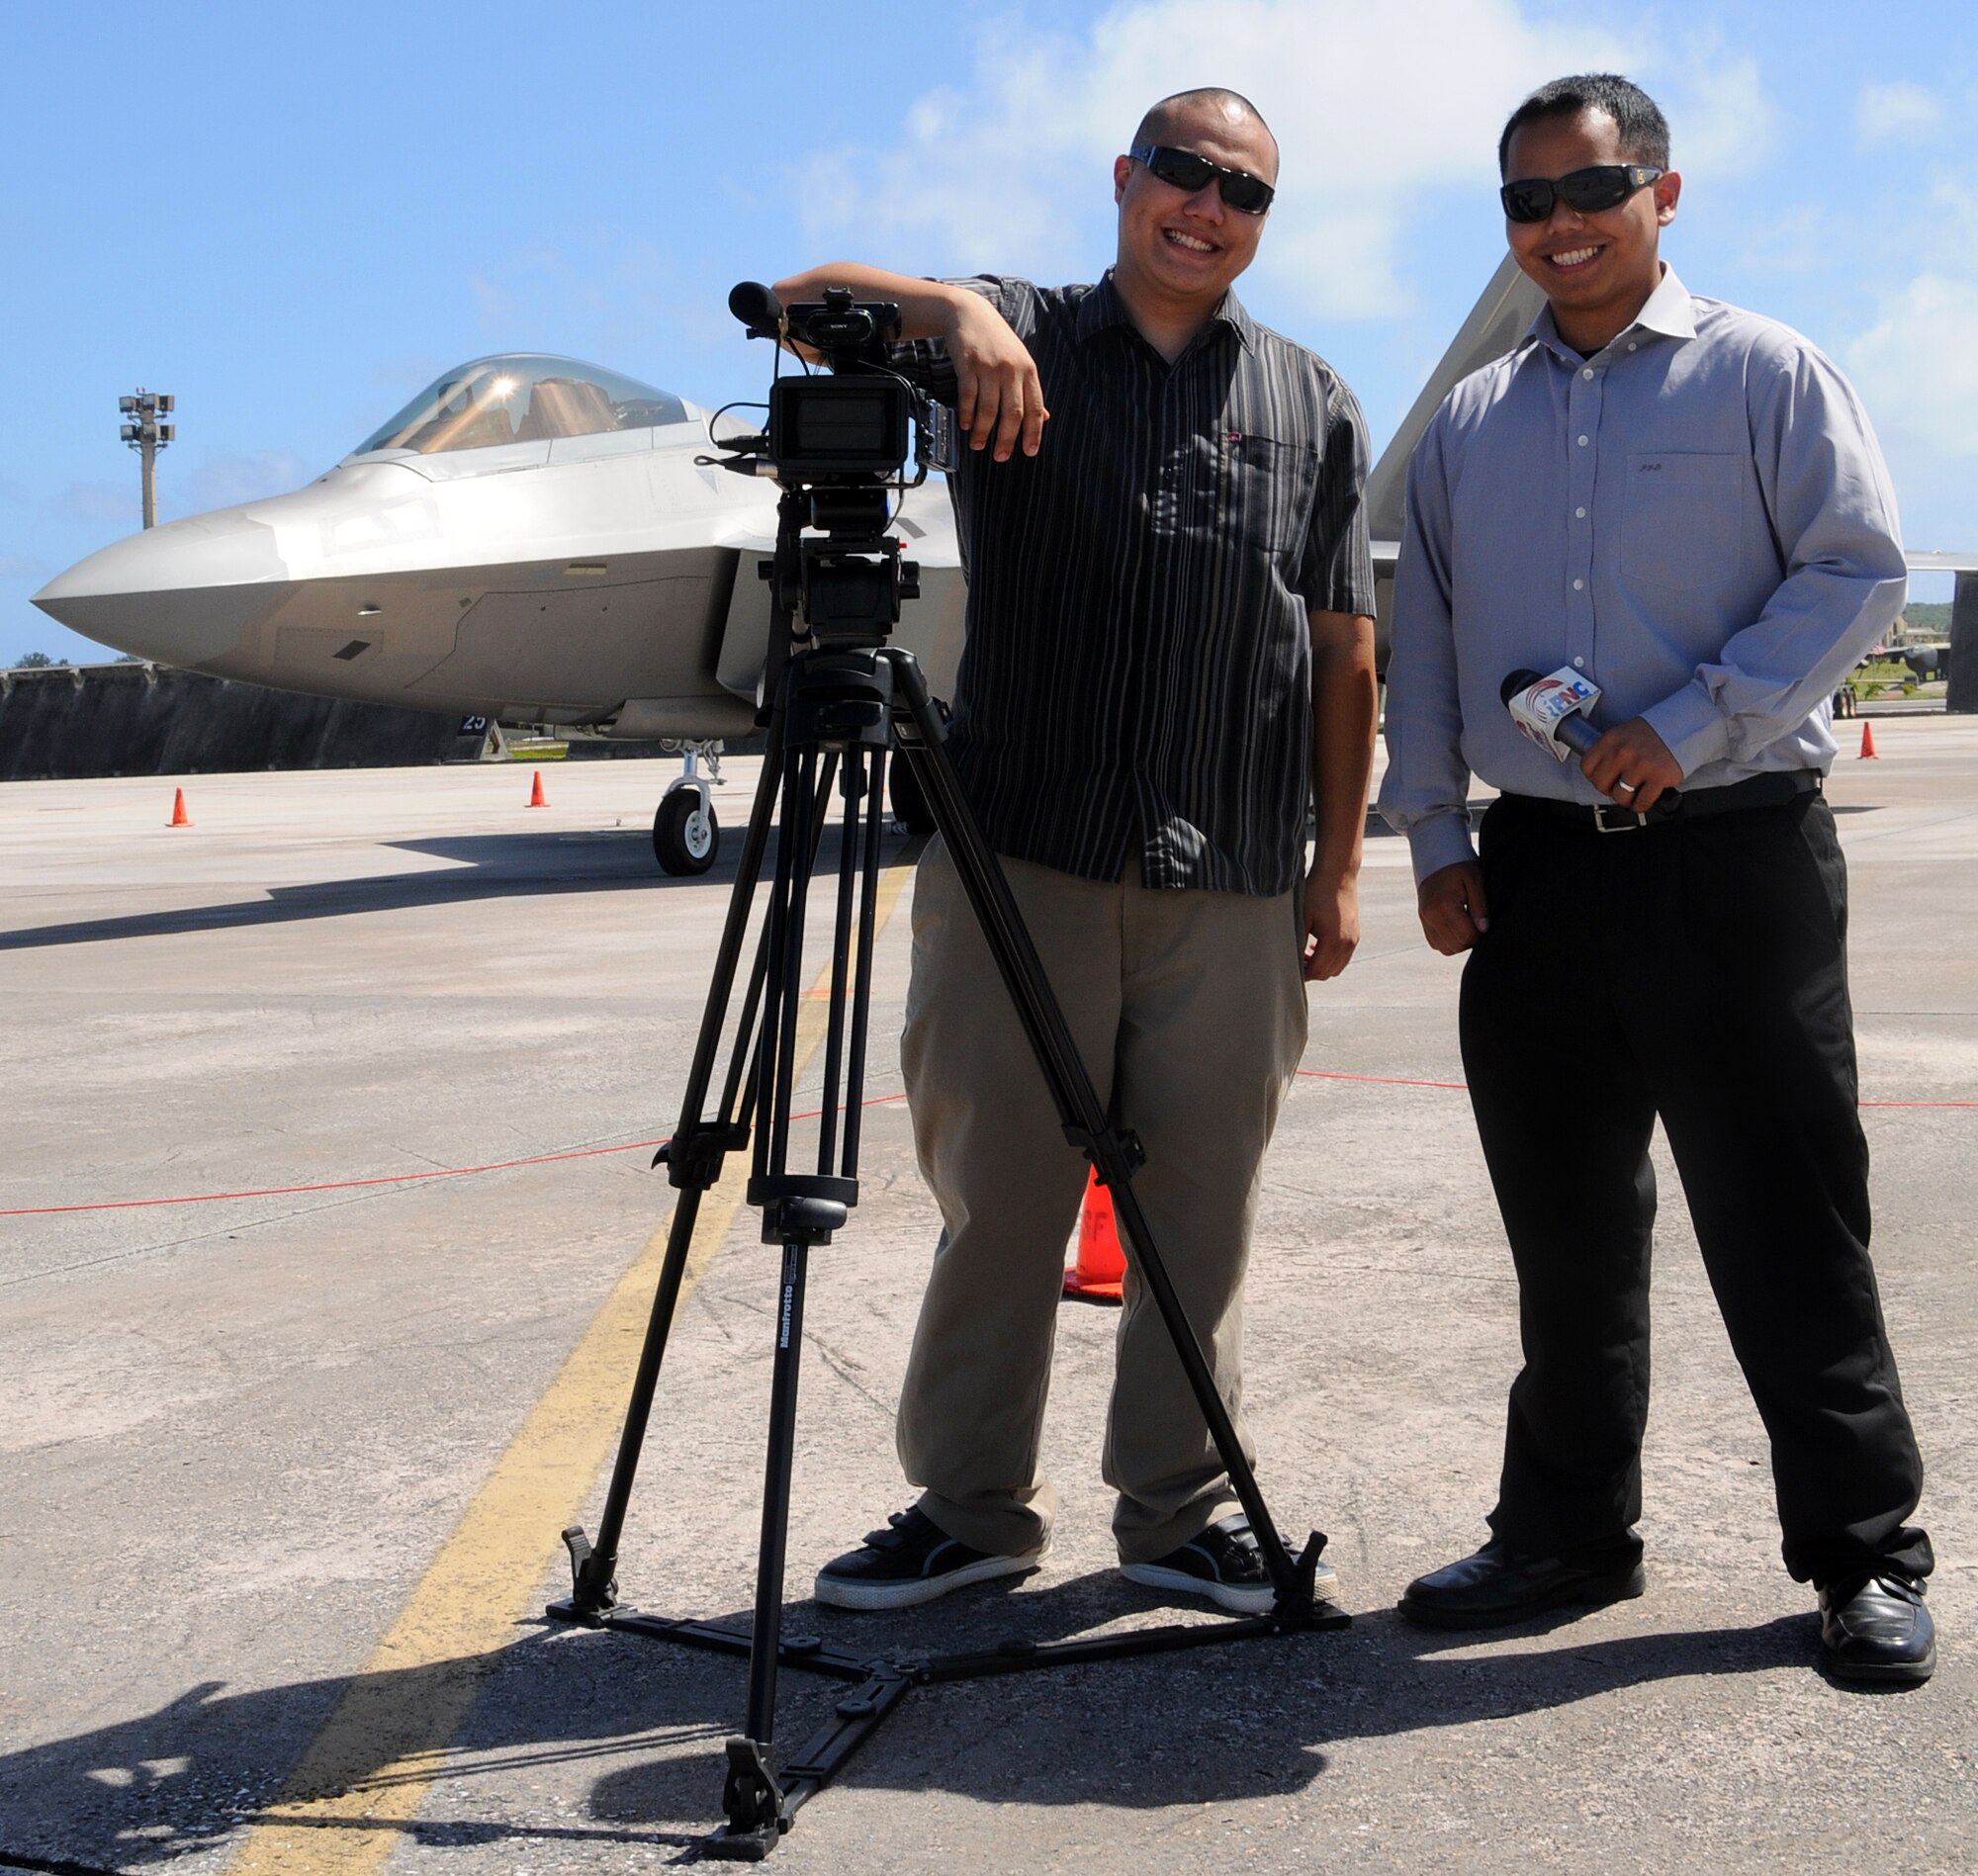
[771,263,1048,461]
[1304,605,1378,981]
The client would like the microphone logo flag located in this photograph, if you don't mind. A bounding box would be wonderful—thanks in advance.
[1508,667,1601,760]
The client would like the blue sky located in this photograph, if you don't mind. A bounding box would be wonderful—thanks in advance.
[6,0,1973,665]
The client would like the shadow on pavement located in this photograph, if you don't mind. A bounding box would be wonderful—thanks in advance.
[0,825,911,953]
[0,1577,1817,1867]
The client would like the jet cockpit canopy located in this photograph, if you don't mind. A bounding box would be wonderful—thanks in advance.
[348,355,690,458]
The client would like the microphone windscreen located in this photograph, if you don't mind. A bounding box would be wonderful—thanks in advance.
[729,281,783,333]
[1500,668,1544,706]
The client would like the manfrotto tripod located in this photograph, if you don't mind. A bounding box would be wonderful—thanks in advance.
[546,287,1344,1860]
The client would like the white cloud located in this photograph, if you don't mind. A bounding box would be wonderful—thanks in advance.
[1848,274,1978,460]
[795,0,1638,320]
[1667,43,1775,175]
[1856,81,1943,147]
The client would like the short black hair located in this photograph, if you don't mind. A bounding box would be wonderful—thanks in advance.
[1133,88,1279,174]
[1497,73,1670,176]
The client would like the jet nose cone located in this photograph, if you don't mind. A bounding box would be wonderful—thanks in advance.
[33,505,289,666]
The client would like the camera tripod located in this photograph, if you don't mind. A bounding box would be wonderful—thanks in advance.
[547,633,1345,1859]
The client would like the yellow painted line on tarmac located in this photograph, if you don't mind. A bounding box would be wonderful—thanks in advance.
[227,859,914,1875]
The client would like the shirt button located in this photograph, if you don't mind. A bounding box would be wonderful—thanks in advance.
[1577,434,1589,447]
[1573,657,1585,669]
[1575,506,1586,518]
[1580,367,1594,380]
[1573,578,1585,590]
[1628,341,1639,352]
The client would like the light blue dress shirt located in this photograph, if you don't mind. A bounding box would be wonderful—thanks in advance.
[1379,266,1909,883]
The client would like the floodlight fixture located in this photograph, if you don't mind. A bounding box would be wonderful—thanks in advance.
[120,386,175,528]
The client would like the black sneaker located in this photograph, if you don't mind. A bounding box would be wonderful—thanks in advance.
[1121,1514,1337,1615]
[813,1506,1044,1611]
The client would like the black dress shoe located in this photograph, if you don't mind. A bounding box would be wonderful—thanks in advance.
[1399,1538,1647,1631]
[1818,1571,1936,1685]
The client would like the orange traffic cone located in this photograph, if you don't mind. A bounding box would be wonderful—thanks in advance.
[528,769,549,806]
[167,787,191,827]
[1859,722,1879,759]
[1062,1168,1125,1305]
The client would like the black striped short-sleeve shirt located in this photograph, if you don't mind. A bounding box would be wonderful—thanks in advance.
[932,271,1375,897]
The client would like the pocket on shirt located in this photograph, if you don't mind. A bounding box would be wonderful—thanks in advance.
[1619,451,1745,593]
[1210,432,1317,555]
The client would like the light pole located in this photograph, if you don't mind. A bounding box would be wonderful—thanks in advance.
[119,389,175,528]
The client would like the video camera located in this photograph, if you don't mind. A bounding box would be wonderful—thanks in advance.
[715,282,956,649]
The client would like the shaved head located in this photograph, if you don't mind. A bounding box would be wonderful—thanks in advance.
[1133,88,1279,181]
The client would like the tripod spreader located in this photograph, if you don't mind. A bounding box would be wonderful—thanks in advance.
[654,1118,752,1186]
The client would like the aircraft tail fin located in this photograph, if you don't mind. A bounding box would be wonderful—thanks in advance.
[1366,253,1547,550]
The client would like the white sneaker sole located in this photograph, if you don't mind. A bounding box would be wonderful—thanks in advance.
[1121,1558,1340,1616]
[813,1547,1044,1612]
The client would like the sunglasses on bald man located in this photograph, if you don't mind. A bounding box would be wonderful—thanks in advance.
[1129,144,1276,216]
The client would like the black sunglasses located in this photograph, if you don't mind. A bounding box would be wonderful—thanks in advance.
[1129,143,1276,216]
[1499,163,1663,223]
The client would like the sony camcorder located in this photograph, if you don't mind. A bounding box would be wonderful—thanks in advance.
[714,282,956,648]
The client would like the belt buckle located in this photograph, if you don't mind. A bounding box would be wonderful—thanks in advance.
[1592,802,1646,834]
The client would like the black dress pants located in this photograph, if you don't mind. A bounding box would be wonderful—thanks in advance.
[1460,790,1931,1587]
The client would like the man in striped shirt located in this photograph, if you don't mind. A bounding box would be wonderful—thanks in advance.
[775,87,1378,1617]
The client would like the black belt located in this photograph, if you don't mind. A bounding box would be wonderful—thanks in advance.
[1498,768,1823,834]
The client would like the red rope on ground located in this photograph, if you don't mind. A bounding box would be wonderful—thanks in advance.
[1860,1099,1978,1108]
[5,1076,1970,1218]
[0,1095,913,1218]
[1297,1067,1471,1090]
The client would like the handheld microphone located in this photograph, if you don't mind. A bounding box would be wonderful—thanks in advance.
[1502,667,1683,813]
[1501,667,1601,760]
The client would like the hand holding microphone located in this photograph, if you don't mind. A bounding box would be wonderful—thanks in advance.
[1501,668,1683,816]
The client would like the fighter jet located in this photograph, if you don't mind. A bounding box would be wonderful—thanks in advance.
[33,352,967,872]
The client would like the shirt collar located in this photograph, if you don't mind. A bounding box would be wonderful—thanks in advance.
[1521,262,1697,363]
[1078,269,1257,352]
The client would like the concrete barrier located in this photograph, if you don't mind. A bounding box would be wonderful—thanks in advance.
[0,663,484,781]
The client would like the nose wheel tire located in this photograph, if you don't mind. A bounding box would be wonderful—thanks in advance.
[654,790,719,874]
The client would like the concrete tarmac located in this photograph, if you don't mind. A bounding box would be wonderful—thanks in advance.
[1,727,1972,1874]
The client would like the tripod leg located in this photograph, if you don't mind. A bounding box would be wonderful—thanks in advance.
[723,739,854,1841]
[550,718,789,1619]
[887,658,1319,1609]
[743,1239,812,1744]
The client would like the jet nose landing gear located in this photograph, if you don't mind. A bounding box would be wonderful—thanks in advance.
[654,743,722,875]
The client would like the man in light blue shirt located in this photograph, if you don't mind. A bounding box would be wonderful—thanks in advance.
[1380,72,1934,1682]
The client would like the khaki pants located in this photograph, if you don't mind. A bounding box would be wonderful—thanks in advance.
[896,840,1307,1564]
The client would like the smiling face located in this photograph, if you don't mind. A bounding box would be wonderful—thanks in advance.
[1503,107,1680,352]
[1112,98,1278,325]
